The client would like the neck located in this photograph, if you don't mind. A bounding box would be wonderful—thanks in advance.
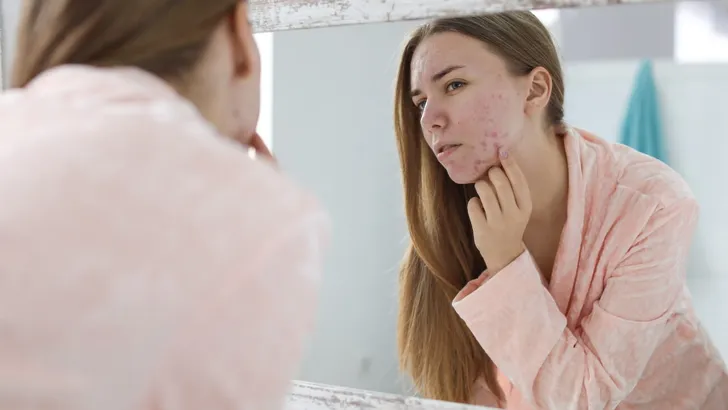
[168,65,224,132]
[512,127,569,225]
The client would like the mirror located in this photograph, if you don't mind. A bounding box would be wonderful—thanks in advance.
[264,1,728,408]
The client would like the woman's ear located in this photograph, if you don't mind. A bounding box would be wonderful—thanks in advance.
[524,67,552,116]
[229,2,260,79]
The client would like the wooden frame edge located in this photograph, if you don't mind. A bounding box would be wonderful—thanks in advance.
[286,380,492,409]
[250,0,667,32]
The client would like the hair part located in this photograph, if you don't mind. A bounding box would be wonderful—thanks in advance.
[11,0,241,88]
[394,11,564,404]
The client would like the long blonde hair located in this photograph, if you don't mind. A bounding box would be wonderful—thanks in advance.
[11,0,240,88]
[394,12,565,404]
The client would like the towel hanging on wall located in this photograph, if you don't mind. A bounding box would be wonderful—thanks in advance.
[619,60,668,164]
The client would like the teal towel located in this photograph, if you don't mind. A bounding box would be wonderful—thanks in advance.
[619,60,668,163]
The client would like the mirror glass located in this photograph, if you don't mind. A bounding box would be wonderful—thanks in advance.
[265,1,728,407]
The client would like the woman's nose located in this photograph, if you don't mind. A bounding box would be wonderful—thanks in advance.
[420,101,446,134]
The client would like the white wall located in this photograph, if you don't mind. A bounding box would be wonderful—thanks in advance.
[1,0,21,87]
[273,20,420,395]
[272,21,728,395]
[558,3,676,61]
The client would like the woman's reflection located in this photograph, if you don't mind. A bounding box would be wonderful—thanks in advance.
[393,11,728,409]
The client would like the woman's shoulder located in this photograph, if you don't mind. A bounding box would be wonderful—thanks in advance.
[613,145,694,209]
[574,127,695,210]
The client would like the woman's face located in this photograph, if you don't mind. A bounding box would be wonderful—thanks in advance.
[410,32,529,184]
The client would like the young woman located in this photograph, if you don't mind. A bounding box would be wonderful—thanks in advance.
[0,1,327,409]
[394,11,728,409]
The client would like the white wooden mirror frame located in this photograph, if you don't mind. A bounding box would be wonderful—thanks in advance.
[287,381,488,409]
[250,0,667,32]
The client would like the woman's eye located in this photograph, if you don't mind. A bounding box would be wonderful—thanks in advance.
[446,81,465,92]
[416,101,426,111]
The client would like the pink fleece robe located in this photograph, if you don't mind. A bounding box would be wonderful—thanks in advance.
[454,128,728,410]
[0,65,329,410]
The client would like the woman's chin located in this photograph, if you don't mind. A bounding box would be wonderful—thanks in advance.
[446,165,493,185]
[446,170,480,185]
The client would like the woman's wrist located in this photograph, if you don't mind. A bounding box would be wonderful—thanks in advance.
[486,244,525,275]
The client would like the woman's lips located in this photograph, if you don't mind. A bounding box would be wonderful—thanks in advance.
[436,144,461,160]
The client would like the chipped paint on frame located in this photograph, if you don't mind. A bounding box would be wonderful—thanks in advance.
[250,0,667,32]
[285,380,496,409]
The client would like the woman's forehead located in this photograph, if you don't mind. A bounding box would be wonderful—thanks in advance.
[410,33,498,89]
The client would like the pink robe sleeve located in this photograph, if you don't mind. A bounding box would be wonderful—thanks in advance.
[452,198,698,409]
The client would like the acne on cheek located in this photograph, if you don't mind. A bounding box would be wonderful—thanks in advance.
[477,92,513,150]
[479,138,497,153]
[452,91,513,178]
[472,158,487,175]
[476,135,506,166]
[470,136,504,176]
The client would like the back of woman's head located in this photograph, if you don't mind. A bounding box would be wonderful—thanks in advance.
[12,0,263,151]
[394,11,563,404]
[11,0,239,88]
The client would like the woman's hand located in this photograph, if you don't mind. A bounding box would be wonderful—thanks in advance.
[467,151,532,275]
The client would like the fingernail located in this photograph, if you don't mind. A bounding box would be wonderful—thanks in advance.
[499,150,509,159]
